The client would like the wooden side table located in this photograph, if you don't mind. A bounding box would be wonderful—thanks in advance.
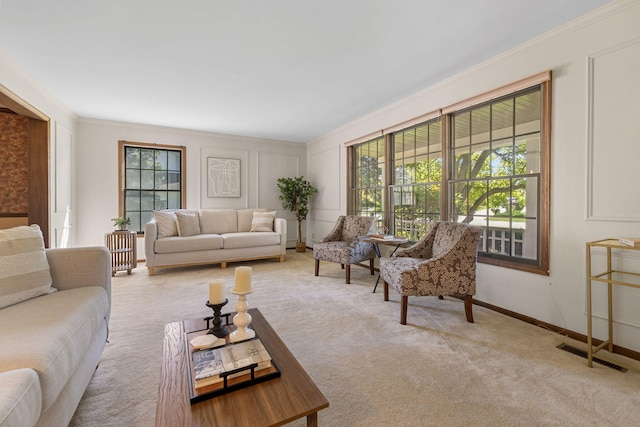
[105,231,137,276]
[586,238,640,367]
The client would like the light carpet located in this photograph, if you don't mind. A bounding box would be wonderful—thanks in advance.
[70,250,640,426]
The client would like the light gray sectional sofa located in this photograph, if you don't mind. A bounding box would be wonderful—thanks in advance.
[144,208,287,275]
[0,225,111,427]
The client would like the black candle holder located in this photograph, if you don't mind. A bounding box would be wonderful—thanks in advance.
[205,299,229,338]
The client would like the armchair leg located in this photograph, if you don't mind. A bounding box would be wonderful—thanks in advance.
[369,258,375,275]
[315,259,319,276]
[383,280,389,301]
[345,265,350,284]
[464,295,474,323]
[400,296,408,325]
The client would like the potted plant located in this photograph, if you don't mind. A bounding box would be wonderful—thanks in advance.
[277,176,318,252]
[111,216,131,232]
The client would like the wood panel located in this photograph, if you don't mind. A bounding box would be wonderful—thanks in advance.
[28,118,49,247]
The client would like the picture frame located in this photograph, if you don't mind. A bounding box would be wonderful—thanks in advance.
[207,157,240,198]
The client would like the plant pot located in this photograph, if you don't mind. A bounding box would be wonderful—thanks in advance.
[295,241,307,252]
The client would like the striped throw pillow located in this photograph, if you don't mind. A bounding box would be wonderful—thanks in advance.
[153,211,178,238]
[0,225,54,309]
[250,211,276,232]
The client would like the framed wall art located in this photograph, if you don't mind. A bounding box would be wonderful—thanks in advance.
[207,157,240,198]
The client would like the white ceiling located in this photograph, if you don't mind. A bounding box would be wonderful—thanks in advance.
[0,0,614,143]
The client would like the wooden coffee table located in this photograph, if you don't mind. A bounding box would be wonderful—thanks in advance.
[156,308,329,426]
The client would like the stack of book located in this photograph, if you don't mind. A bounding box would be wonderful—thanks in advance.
[191,338,274,390]
[368,234,395,240]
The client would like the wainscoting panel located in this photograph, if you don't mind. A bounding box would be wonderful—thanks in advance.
[586,37,640,222]
[257,152,301,246]
[199,147,249,209]
[256,152,300,210]
[309,145,341,211]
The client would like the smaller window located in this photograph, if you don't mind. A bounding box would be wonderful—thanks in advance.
[350,136,385,232]
[119,141,186,233]
[389,119,442,241]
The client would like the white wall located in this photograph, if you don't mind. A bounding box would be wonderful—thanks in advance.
[307,0,640,352]
[0,49,78,248]
[76,119,306,257]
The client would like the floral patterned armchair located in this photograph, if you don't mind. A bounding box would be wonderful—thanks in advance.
[313,215,376,284]
[380,221,481,325]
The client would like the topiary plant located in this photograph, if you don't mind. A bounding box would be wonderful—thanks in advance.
[276,176,318,248]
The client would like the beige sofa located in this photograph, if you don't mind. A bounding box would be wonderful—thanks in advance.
[144,208,287,275]
[0,226,111,427]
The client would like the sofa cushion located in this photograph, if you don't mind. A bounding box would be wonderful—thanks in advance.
[199,210,237,234]
[222,232,280,249]
[153,211,178,238]
[175,212,201,237]
[237,209,266,232]
[0,225,54,309]
[250,211,276,232]
[0,286,109,412]
[0,368,41,427]
[154,234,224,254]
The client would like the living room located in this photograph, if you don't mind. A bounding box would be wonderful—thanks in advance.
[2,1,640,426]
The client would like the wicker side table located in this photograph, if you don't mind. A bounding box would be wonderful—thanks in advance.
[105,231,137,276]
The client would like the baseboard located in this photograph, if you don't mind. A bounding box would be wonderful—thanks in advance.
[327,261,640,362]
[472,298,640,362]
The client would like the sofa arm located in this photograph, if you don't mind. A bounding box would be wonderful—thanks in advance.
[144,219,158,267]
[45,246,111,320]
[274,218,287,254]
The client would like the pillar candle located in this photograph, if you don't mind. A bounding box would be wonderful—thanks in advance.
[234,266,252,292]
[208,280,226,304]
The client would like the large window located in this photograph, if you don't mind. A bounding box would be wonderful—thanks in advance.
[118,141,186,233]
[449,88,542,266]
[347,72,551,274]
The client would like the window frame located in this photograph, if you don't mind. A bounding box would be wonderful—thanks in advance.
[118,140,187,234]
[346,71,551,275]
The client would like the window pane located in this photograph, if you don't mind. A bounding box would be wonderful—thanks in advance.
[155,171,168,189]
[453,146,471,180]
[492,99,514,140]
[168,191,181,209]
[168,171,180,190]
[168,152,181,171]
[141,191,154,211]
[141,149,154,169]
[125,190,140,210]
[516,134,540,174]
[126,147,140,168]
[155,191,168,210]
[126,169,140,189]
[141,170,154,189]
[471,105,490,144]
[155,150,167,170]
[487,179,511,216]
[453,111,470,147]
[141,211,153,229]
[515,90,541,135]
[472,142,491,178]
[126,211,141,233]
[492,138,514,177]
[467,180,488,219]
